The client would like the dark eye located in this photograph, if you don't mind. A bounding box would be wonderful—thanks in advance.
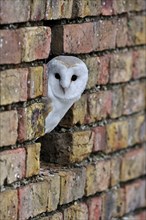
[71,75,77,81]
[55,73,61,80]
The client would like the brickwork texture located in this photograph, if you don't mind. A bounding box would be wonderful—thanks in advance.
[0,0,146,219]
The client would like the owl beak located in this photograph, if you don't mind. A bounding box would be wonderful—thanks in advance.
[61,86,66,94]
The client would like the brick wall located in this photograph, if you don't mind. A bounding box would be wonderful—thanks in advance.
[0,0,146,219]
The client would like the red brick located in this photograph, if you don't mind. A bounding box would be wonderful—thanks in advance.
[101,0,113,15]
[0,110,18,147]
[123,81,146,115]
[92,126,107,152]
[110,87,123,118]
[0,189,18,220]
[127,211,146,220]
[97,55,110,84]
[110,156,121,186]
[18,181,49,219]
[87,196,102,220]
[125,179,146,213]
[0,68,28,105]
[132,49,146,79]
[120,147,146,181]
[30,0,46,21]
[0,148,26,186]
[112,0,127,14]
[21,27,51,62]
[127,0,146,11]
[0,30,22,64]
[0,0,30,24]
[116,17,128,47]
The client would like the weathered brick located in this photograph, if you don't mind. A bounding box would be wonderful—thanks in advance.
[101,0,113,15]
[132,49,146,79]
[28,66,43,99]
[0,110,18,147]
[21,27,51,62]
[41,130,94,164]
[0,68,28,105]
[123,81,146,115]
[120,147,146,181]
[109,52,132,83]
[112,0,127,14]
[0,148,26,185]
[110,156,121,187]
[96,55,110,84]
[26,143,41,177]
[106,120,129,152]
[125,211,146,220]
[0,0,30,24]
[87,91,112,123]
[102,188,125,219]
[127,0,146,11]
[0,189,18,220]
[125,179,146,213]
[87,196,102,220]
[18,103,45,142]
[31,0,46,20]
[39,212,63,220]
[18,181,49,219]
[59,167,86,205]
[128,15,146,45]
[116,17,128,47]
[110,87,123,118]
[92,126,107,152]
[85,160,110,196]
[0,30,22,64]
[63,203,88,220]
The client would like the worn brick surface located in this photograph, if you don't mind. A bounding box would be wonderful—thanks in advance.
[132,49,146,79]
[28,66,43,99]
[125,180,146,213]
[92,126,107,152]
[0,68,28,105]
[85,160,110,196]
[0,189,18,220]
[116,17,128,47]
[59,167,86,205]
[40,212,63,220]
[0,30,22,64]
[21,27,51,62]
[110,156,121,187]
[26,143,41,177]
[110,87,123,118]
[0,148,26,186]
[31,0,46,21]
[0,110,18,147]
[18,103,45,142]
[123,81,146,115]
[101,0,113,15]
[87,196,102,220]
[120,147,146,181]
[0,0,30,24]
[18,181,49,219]
[63,203,88,220]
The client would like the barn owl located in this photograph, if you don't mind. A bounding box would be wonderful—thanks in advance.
[45,56,88,133]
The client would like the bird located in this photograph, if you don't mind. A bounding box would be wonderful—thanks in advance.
[44,56,88,133]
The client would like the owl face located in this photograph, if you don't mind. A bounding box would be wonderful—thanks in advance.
[47,56,88,102]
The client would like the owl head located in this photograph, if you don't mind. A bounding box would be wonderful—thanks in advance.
[47,56,88,102]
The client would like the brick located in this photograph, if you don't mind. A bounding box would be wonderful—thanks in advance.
[63,203,88,220]
[128,15,146,45]
[41,130,94,164]
[21,27,51,62]
[60,94,87,127]
[0,30,22,64]
[116,17,128,47]
[0,68,28,105]
[85,160,110,196]
[92,126,107,152]
[31,0,46,20]
[28,66,43,99]
[0,189,18,220]
[18,103,45,142]
[110,156,121,186]
[40,212,63,220]
[26,143,41,177]
[125,179,146,213]
[59,167,86,205]
[101,0,113,15]
[106,120,129,152]
[0,148,26,186]
[110,87,123,118]
[0,0,30,24]
[0,110,18,147]
[112,0,127,14]
[109,52,132,83]
[97,55,110,84]
[87,91,112,123]
[87,196,102,220]
[120,147,146,181]
[123,81,146,115]
[132,49,146,79]
[125,211,146,220]
[102,188,125,219]
[127,0,146,11]
[18,181,49,219]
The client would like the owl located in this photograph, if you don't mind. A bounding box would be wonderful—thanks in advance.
[45,56,88,133]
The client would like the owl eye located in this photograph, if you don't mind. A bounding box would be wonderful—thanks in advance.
[55,73,61,80]
[71,75,77,81]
